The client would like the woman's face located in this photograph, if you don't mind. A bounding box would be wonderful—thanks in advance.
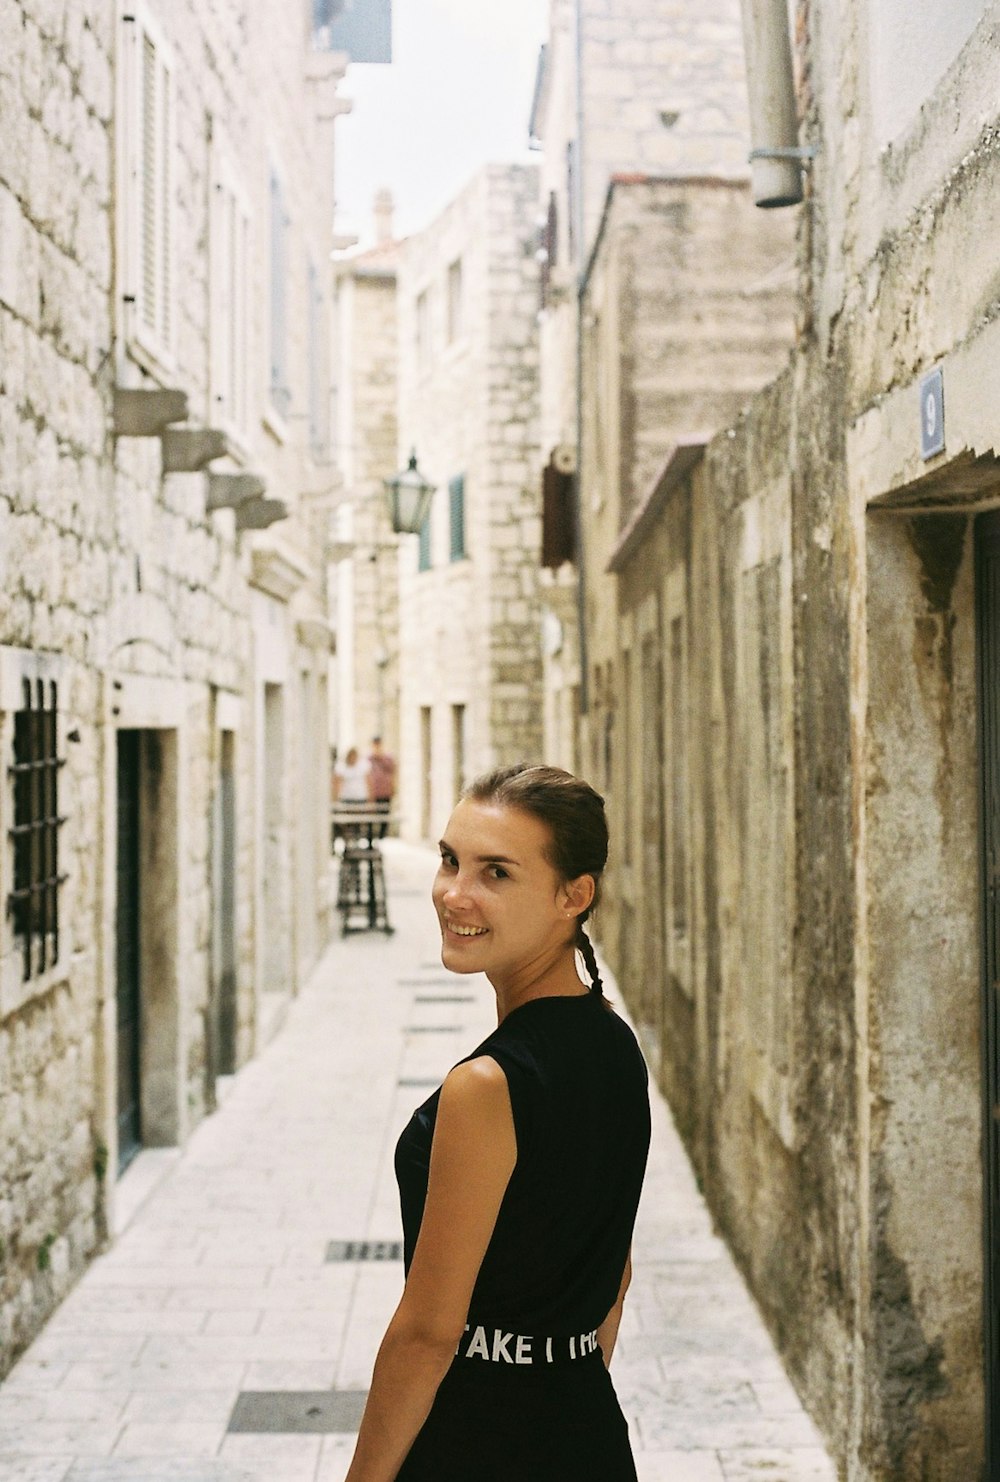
[433,799,589,980]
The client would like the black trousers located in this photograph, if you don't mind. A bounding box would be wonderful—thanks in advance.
[396,1351,638,1482]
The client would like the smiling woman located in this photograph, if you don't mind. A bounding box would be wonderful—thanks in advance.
[346,765,651,1482]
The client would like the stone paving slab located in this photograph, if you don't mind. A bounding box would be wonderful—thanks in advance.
[0,842,838,1481]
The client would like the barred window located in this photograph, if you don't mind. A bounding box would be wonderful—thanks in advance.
[8,680,66,982]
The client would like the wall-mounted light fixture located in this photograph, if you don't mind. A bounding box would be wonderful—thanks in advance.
[383,450,435,535]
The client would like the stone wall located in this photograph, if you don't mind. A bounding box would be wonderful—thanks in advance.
[332,248,401,764]
[576,0,1000,1473]
[0,0,338,1375]
[396,164,542,840]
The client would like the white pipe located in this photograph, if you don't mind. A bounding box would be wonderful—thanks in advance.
[739,0,804,208]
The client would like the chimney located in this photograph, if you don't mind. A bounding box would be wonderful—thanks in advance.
[373,188,394,244]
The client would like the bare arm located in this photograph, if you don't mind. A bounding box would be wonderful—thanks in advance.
[345,1058,517,1482]
[596,1248,632,1368]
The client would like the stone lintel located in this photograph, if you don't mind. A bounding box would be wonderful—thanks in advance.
[161,427,232,473]
[113,387,189,437]
[207,472,267,512]
[296,617,335,652]
[236,497,289,533]
[249,539,309,601]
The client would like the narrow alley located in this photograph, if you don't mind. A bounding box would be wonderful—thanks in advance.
[0,845,835,1482]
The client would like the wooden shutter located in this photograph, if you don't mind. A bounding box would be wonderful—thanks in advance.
[418,509,432,572]
[308,256,326,458]
[209,144,251,435]
[270,170,290,415]
[449,475,466,561]
[541,461,576,568]
[127,9,174,358]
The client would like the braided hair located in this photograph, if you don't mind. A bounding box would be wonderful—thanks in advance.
[462,763,608,997]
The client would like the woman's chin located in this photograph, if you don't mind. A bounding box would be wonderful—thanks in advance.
[440,937,487,973]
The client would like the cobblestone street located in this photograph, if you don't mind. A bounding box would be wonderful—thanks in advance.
[0,844,836,1482]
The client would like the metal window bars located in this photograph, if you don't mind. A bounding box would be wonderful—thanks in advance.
[8,678,68,982]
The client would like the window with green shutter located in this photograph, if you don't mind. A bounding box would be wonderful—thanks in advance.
[449,474,466,561]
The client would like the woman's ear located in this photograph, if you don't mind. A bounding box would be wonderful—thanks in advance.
[562,873,596,919]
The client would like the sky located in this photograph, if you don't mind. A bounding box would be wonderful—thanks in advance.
[333,0,549,247]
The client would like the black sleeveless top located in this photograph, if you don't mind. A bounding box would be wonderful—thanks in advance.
[394,992,651,1336]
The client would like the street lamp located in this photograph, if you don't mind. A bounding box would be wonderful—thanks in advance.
[383,449,435,535]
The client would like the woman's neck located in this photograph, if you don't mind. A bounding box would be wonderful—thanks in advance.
[489,948,589,1023]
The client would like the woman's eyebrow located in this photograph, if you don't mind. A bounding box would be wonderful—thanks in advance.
[438,839,520,867]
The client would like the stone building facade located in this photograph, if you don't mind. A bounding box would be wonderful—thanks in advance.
[530,0,759,770]
[562,0,1000,1475]
[0,0,339,1373]
[395,164,543,840]
[330,226,402,770]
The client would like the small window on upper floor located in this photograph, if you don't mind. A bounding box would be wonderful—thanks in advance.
[307,254,329,461]
[449,474,466,561]
[447,258,463,344]
[566,141,578,262]
[539,191,557,309]
[269,167,292,419]
[416,287,432,374]
[209,133,252,440]
[119,4,175,367]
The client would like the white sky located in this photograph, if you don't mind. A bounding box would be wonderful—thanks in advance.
[333,0,548,247]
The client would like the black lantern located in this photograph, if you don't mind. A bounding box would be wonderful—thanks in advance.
[383,450,435,535]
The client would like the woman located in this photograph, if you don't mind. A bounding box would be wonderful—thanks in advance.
[346,764,651,1482]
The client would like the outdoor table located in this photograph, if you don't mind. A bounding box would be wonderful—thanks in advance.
[330,808,397,936]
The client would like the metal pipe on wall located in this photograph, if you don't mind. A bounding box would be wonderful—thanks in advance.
[739,0,804,207]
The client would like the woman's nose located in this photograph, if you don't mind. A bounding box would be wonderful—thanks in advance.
[442,873,471,907]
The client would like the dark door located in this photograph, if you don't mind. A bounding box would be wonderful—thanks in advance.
[213,732,238,1079]
[975,510,1000,1480]
[116,730,142,1174]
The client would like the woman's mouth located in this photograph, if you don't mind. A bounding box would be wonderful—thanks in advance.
[444,919,489,938]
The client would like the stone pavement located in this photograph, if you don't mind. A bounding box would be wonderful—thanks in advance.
[0,842,838,1482]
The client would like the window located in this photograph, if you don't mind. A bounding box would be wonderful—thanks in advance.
[452,704,466,804]
[209,138,251,436]
[269,167,291,417]
[446,258,463,343]
[9,679,66,983]
[416,287,431,373]
[307,255,328,459]
[539,191,557,308]
[120,5,175,361]
[418,506,432,572]
[566,141,578,261]
[541,458,575,568]
[449,474,466,561]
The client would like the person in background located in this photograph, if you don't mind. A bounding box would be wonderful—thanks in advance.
[368,735,397,837]
[334,745,371,845]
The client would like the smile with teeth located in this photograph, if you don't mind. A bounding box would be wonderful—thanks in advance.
[446,920,489,937]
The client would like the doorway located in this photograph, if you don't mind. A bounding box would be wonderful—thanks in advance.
[209,729,238,1094]
[116,731,142,1173]
[975,509,1000,1478]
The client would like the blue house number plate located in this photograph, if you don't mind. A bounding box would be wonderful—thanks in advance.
[920,367,944,460]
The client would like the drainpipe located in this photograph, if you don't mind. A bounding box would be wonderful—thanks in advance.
[739,0,806,207]
[573,0,590,716]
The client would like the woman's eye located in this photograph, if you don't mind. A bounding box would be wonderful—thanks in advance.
[439,852,457,869]
[488,865,508,880]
